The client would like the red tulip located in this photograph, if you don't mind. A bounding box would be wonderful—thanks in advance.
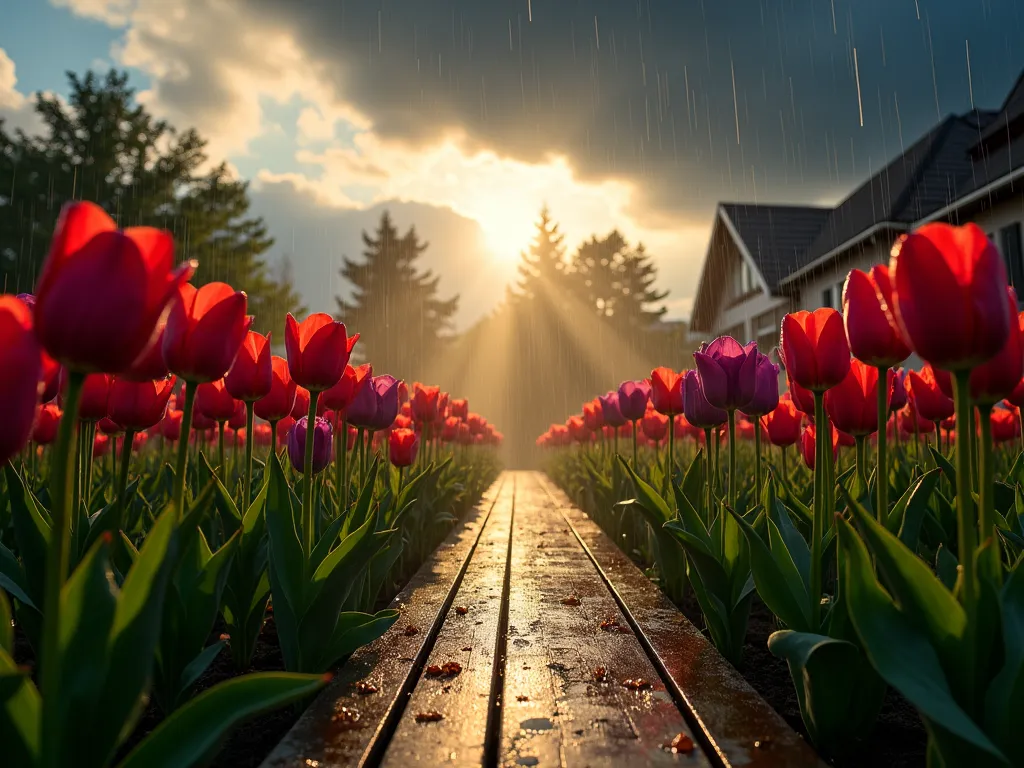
[228,400,247,430]
[254,356,297,422]
[159,409,183,441]
[582,399,604,431]
[787,375,815,415]
[61,371,113,422]
[284,312,357,392]
[225,330,273,402]
[410,383,443,424]
[33,403,61,445]
[123,321,170,381]
[192,409,216,431]
[650,367,685,415]
[824,359,883,437]
[0,297,42,463]
[40,352,60,403]
[389,427,420,467]
[890,222,1012,370]
[196,379,238,422]
[164,282,251,383]
[970,288,1024,405]
[898,402,935,434]
[906,366,954,422]
[842,266,911,368]
[322,363,372,412]
[291,385,311,420]
[398,380,410,403]
[449,399,469,420]
[780,308,850,392]
[761,396,803,447]
[801,424,839,470]
[442,416,461,442]
[108,376,176,431]
[92,432,111,458]
[98,417,123,436]
[33,201,192,373]
[641,408,669,441]
[991,408,1020,443]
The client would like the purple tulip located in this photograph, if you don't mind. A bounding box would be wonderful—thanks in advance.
[694,336,758,411]
[684,370,727,429]
[598,391,627,427]
[16,293,35,310]
[739,352,780,417]
[889,368,907,414]
[287,415,333,474]
[617,379,651,422]
[346,374,402,430]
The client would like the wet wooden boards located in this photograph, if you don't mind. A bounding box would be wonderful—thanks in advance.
[261,471,825,768]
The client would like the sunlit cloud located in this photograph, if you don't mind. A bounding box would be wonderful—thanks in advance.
[0,48,41,135]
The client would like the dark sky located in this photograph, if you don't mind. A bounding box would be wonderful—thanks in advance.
[246,0,1024,228]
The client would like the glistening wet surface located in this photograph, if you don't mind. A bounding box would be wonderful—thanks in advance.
[261,472,824,768]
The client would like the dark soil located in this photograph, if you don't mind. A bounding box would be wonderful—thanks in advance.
[679,594,928,768]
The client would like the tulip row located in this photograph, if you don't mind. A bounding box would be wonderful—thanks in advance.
[542,222,1024,764]
[0,201,501,768]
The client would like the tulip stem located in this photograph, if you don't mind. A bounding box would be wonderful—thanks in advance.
[754,424,762,500]
[952,371,980,707]
[811,392,826,631]
[218,421,226,487]
[667,420,675,491]
[855,435,868,496]
[703,429,713,522]
[302,392,320,559]
[357,427,366,486]
[977,405,1001,585]
[244,402,254,511]
[40,370,85,768]
[876,366,889,522]
[172,383,197,518]
[270,420,278,462]
[115,430,135,529]
[85,421,96,508]
[632,420,638,471]
[334,418,344,517]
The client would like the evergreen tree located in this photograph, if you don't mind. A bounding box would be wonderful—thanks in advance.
[514,206,571,302]
[571,231,668,328]
[0,69,301,335]
[335,211,459,378]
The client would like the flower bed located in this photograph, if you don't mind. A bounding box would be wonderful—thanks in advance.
[0,200,501,768]
[541,223,1024,766]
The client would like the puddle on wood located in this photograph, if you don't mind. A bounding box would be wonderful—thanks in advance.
[519,717,555,733]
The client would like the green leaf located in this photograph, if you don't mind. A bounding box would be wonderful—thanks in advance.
[681,449,705,519]
[984,563,1024,764]
[928,445,957,494]
[730,508,812,632]
[768,499,811,587]
[0,590,12,656]
[179,640,227,697]
[318,609,400,671]
[58,537,117,765]
[769,630,885,753]
[0,646,40,766]
[95,504,178,761]
[5,463,50,603]
[936,546,959,591]
[838,519,1004,760]
[116,672,328,768]
[617,456,673,524]
[844,484,967,679]
[0,543,35,609]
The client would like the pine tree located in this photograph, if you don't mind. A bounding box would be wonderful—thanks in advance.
[0,69,302,334]
[515,206,571,302]
[571,231,667,327]
[335,211,459,378]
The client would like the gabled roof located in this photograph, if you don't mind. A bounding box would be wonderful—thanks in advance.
[719,203,831,291]
[691,67,1024,332]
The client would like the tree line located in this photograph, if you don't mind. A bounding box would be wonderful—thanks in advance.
[1,69,688,464]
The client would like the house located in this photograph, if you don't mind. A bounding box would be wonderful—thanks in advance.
[689,69,1024,353]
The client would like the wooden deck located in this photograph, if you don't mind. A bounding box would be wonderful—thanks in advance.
[261,471,824,768]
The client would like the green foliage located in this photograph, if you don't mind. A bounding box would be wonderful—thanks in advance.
[0,69,303,336]
[335,211,459,379]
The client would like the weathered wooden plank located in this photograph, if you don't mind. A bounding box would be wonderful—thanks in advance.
[378,476,515,766]
[500,473,712,768]
[535,473,826,768]
[260,476,510,768]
